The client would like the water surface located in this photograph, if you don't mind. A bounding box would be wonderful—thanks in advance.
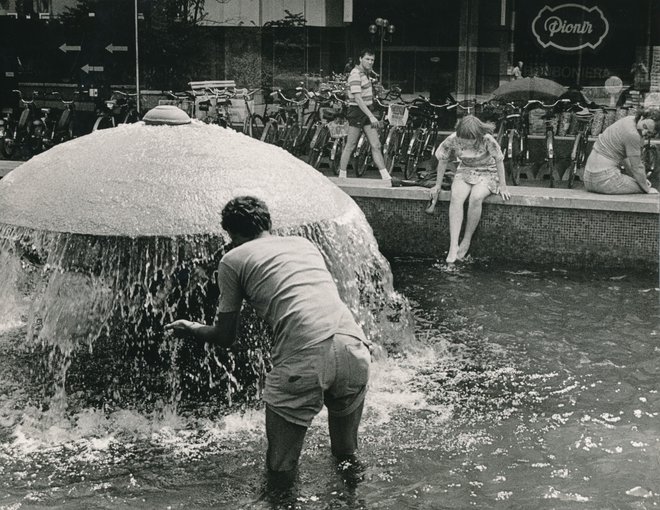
[1,259,658,509]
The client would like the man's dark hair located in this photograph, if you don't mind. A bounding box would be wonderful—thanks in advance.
[221,196,272,238]
[359,48,375,58]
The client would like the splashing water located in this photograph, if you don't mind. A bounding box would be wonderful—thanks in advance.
[0,122,412,416]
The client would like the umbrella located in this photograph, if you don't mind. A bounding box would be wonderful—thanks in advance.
[489,77,567,102]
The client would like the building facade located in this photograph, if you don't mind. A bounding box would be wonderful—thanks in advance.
[0,0,658,103]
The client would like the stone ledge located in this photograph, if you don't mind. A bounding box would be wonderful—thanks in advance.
[329,177,660,214]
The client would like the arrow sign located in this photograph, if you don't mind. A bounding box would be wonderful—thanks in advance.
[105,43,129,53]
[81,64,104,74]
[59,43,81,53]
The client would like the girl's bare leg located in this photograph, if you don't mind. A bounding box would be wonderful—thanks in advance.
[457,182,492,260]
[447,178,472,263]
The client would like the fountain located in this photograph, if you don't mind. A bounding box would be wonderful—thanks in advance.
[0,106,410,411]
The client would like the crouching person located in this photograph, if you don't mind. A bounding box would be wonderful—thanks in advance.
[165,196,371,484]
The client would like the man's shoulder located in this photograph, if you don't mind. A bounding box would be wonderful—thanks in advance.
[348,67,363,80]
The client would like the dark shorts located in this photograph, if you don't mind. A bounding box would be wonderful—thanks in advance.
[263,333,371,427]
[346,105,376,128]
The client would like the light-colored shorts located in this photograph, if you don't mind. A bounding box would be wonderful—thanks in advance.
[583,151,645,194]
[454,168,500,194]
[263,333,371,427]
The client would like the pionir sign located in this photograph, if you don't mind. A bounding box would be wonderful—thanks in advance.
[532,4,609,52]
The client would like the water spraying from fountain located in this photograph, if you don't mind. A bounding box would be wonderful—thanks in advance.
[0,107,412,414]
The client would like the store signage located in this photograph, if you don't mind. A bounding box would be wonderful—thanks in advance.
[532,4,609,52]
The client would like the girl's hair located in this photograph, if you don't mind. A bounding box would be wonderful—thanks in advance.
[455,115,494,139]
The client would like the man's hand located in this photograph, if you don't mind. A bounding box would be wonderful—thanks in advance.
[369,116,380,128]
[164,319,198,338]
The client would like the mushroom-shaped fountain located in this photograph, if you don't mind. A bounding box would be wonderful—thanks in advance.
[0,106,408,409]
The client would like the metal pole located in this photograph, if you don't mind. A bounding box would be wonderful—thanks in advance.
[134,0,140,112]
[379,29,384,79]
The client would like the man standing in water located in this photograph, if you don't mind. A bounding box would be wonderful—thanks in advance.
[165,196,371,482]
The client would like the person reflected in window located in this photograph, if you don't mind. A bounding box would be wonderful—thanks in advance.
[428,116,510,264]
[583,108,659,195]
[511,61,523,80]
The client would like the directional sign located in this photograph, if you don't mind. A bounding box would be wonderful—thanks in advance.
[59,43,81,53]
[81,64,105,74]
[105,43,128,53]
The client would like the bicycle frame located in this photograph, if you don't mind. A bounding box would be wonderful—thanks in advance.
[496,104,527,185]
[565,112,593,189]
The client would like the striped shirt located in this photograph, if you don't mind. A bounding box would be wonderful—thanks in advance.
[347,66,373,106]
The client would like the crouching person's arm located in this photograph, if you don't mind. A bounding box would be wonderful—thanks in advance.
[165,311,240,348]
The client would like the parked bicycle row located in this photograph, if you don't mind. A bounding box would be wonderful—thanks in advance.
[0,88,141,159]
[3,82,655,188]
[240,83,657,189]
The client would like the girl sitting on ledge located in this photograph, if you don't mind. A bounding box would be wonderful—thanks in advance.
[429,115,510,264]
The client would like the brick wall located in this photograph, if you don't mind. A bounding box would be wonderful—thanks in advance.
[351,197,659,270]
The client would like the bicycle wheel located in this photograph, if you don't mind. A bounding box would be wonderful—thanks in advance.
[92,115,114,131]
[330,137,345,176]
[309,127,330,170]
[354,137,370,177]
[546,132,555,188]
[282,124,301,153]
[246,114,264,139]
[507,130,521,186]
[1,135,17,159]
[566,133,583,189]
[260,120,278,145]
[299,112,319,155]
[643,145,658,178]
[404,130,422,180]
[383,127,402,174]
[122,110,140,124]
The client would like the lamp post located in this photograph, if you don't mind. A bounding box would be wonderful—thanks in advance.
[368,17,395,82]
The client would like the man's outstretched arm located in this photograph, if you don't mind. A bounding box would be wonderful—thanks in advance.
[165,311,240,348]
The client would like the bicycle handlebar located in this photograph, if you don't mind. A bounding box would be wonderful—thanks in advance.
[113,90,138,97]
[525,98,571,109]
[276,89,309,106]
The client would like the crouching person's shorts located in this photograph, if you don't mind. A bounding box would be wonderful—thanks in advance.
[263,333,371,427]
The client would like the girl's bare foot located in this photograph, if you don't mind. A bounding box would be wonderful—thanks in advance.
[457,240,471,260]
[446,250,458,264]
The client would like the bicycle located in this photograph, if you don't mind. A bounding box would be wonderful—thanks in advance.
[0,106,18,159]
[45,91,79,147]
[563,108,593,189]
[306,90,347,172]
[238,88,265,138]
[404,97,456,180]
[351,87,404,177]
[495,102,529,186]
[526,98,571,188]
[260,87,310,153]
[348,97,387,177]
[92,90,140,131]
[10,90,47,157]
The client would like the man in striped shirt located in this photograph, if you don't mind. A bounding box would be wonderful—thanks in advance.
[338,49,391,185]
